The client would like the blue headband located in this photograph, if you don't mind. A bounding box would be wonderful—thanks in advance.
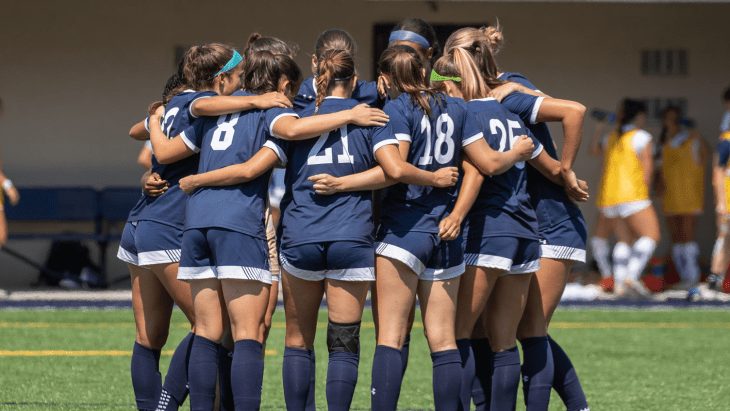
[389,30,430,49]
[212,50,243,78]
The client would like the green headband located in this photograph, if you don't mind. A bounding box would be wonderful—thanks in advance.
[430,70,461,83]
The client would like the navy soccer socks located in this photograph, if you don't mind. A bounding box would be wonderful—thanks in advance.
[456,339,475,411]
[470,338,493,411]
[156,332,194,410]
[371,345,403,411]
[549,335,589,411]
[432,349,463,411]
[231,339,264,411]
[490,346,521,411]
[218,345,234,411]
[131,342,162,411]
[520,336,555,411]
[283,347,316,411]
[188,335,219,411]
[326,351,360,411]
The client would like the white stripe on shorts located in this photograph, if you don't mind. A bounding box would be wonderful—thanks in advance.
[375,242,425,275]
[138,249,181,266]
[509,259,541,275]
[217,266,272,284]
[464,253,512,271]
[116,246,139,266]
[421,262,465,281]
[178,266,217,280]
[540,245,586,263]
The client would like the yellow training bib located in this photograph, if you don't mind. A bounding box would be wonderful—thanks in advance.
[597,129,650,207]
[662,132,704,215]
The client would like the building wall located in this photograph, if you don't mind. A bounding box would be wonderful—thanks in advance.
[1,1,728,284]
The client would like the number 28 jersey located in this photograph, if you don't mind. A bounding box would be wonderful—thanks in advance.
[464,98,543,240]
[272,97,399,248]
[180,90,294,239]
[378,93,483,234]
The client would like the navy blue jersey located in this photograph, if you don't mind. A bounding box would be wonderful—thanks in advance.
[718,139,730,167]
[463,98,543,240]
[500,72,583,227]
[127,90,214,229]
[274,97,398,247]
[294,76,382,114]
[180,90,293,239]
[378,93,483,234]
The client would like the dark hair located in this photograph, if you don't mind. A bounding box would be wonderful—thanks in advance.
[378,45,433,115]
[444,27,503,88]
[724,86,730,102]
[243,51,302,97]
[616,99,647,136]
[315,29,357,60]
[182,43,237,90]
[391,18,440,65]
[315,49,355,109]
[244,32,298,59]
[659,106,681,145]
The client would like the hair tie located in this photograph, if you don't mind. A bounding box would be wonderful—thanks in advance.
[211,50,243,79]
[389,30,430,49]
[430,70,461,83]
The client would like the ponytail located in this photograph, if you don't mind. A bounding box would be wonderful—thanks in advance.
[378,45,433,115]
[450,48,488,100]
[315,49,355,109]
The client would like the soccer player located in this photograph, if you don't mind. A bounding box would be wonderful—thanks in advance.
[0,97,21,248]
[657,107,706,298]
[153,49,387,410]
[432,46,588,411]
[597,99,660,297]
[294,29,380,114]
[709,127,730,291]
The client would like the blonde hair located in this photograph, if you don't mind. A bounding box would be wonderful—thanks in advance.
[443,26,503,87]
[482,22,504,55]
[431,47,488,101]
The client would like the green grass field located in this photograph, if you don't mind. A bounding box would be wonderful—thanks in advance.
[0,307,729,410]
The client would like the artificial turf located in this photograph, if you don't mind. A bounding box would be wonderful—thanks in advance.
[0,307,728,410]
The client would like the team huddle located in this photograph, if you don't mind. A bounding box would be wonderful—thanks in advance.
[120,19,592,411]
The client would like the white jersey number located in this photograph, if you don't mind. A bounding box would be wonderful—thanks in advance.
[418,114,455,166]
[489,118,526,169]
[307,126,354,165]
[162,107,180,138]
[210,113,240,151]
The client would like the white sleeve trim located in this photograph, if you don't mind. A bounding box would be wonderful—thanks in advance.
[264,140,287,166]
[144,117,150,132]
[632,130,653,154]
[188,95,212,118]
[462,132,484,147]
[530,96,545,124]
[180,131,200,153]
[373,139,399,155]
[395,133,412,142]
[269,113,300,138]
[531,143,544,159]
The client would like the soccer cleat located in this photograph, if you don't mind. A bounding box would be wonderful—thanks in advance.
[707,274,722,291]
[600,277,614,293]
[625,279,652,299]
[686,287,701,302]
[642,275,664,293]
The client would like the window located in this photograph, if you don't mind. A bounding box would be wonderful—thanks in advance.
[640,49,688,76]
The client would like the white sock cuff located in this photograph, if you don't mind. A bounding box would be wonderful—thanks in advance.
[591,237,609,248]
[613,242,632,259]
[634,237,657,254]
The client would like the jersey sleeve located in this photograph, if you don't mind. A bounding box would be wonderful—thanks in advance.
[179,119,206,153]
[460,106,484,147]
[501,92,544,125]
[263,137,289,166]
[188,92,215,118]
[353,80,380,107]
[632,130,653,154]
[371,123,399,155]
[717,140,730,167]
[383,100,412,143]
[527,129,544,159]
[294,78,316,115]
[264,107,300,139]
[501,72,539,91]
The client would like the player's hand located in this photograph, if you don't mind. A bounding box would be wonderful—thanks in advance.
[439,214,462,241]
[561,169,589,202]
[487,82,522,102]
[5,185,20,206]
[144,172,168,197]
[254,92,293,109]
[178,175,200,194]
[147,101,164,117]
[512,135,535,161]
[309,173,343,195]
[349,104,389,127]
[432,167,459,188]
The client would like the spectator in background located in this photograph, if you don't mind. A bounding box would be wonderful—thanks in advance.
[709,109,730,292]
[721,87,730,133]
[0,97,21,247]
[656,107,706,299]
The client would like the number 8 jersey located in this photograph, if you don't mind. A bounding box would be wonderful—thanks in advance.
[464,97,543,240]
[378,93,483,234]
[179,90,294,239]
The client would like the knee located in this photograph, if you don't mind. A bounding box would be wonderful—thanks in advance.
[136,328,169,350]
[516,316,546,341]
[327,320,361,354]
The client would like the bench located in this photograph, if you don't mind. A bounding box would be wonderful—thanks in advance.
[3,186,141,286]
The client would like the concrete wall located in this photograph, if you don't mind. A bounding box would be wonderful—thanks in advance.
[1,1,728,285]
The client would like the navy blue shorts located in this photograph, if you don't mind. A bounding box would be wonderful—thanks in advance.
[538,216,587,263]
[464,236,541,275]
[376,231,464,281]
[117,221,182,267]
[279,240,375,282]
[178,228,271,284]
